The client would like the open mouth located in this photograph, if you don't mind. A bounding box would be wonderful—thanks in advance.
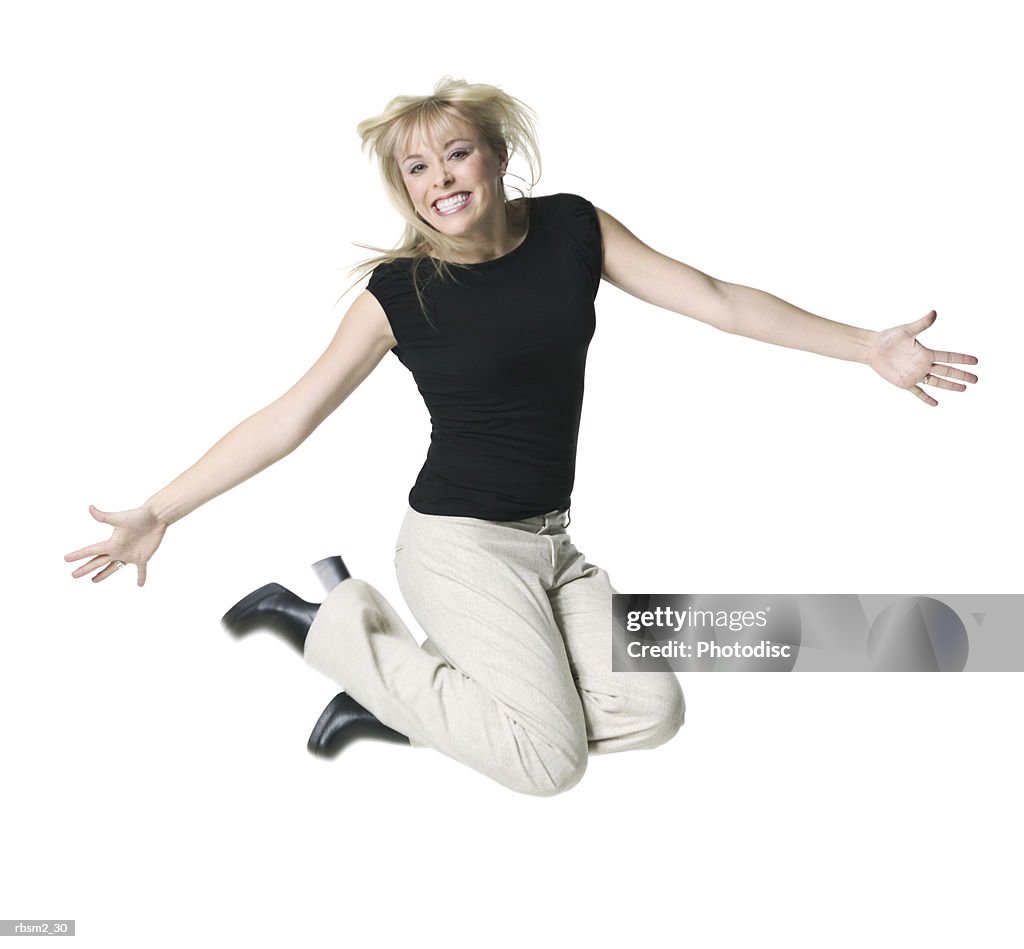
[433,192,471,215]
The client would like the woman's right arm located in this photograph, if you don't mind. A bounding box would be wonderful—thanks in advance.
[65,290,396,586]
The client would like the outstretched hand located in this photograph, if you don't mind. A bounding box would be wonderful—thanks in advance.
[866,310,978,406]
[64,504,168,587]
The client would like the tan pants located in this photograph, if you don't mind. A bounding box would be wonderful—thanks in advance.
[303,506,685,796]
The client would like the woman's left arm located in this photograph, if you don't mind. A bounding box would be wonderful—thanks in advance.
[595,206,979,406]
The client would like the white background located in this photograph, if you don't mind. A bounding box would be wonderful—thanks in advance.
[3,0,1020,946]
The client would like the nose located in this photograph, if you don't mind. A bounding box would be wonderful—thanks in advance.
[435,162,454,189]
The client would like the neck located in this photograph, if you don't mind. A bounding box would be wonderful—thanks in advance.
[448,199,528,264]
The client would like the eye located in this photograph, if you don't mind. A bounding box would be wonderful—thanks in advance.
[408,163,425,175]
[450,149,470,160]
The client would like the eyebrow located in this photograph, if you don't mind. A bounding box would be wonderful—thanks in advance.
[402,139,472,163]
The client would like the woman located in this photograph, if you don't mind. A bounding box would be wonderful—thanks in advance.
[64,77,978,796]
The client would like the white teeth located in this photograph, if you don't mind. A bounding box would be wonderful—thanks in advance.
[435,192,469,212]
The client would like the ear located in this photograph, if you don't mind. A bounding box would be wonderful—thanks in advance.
[498,147,509,175]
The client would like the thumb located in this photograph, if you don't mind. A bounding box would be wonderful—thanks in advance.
[90,504,127,527]
[904,309,937,336]
[88,504,109,523]
[137,563,148,588]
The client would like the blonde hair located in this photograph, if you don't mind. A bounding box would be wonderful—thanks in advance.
[338,77,542,316]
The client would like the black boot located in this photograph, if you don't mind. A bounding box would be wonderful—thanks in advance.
[307,691,410,757]
[221,582,318,655]
[221,554,350,653]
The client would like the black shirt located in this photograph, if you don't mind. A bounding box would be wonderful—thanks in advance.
[366,192,603,521]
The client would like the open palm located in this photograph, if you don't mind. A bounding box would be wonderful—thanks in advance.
[866,310,978,406]
[64,504,167,586]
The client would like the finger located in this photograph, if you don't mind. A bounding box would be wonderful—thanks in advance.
[909,384,938,407]
[922,373,967,392]
[72,554,113,578]
[137,563,147,587]
[904,310,938,336]
[91,562,121,583]
[927,364,978,385]
[93,558,132,583]
[65,542,108,563]
[930,350,979,367]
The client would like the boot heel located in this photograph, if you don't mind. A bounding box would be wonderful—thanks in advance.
[311,555,351,593]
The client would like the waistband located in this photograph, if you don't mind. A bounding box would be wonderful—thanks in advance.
[405,505,571,535]
[502,507,571,534]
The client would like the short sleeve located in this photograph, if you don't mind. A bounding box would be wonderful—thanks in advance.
[560,193,603,299]
[366,259,425,351]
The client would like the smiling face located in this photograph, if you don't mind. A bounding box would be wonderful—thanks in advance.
[397,115,508,242]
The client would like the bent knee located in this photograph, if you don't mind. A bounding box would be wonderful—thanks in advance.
[506,733,589,798]
[641,677,686,748]
[529,754,587,797]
